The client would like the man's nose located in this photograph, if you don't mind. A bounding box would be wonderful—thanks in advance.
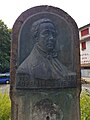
[49,33,54,39]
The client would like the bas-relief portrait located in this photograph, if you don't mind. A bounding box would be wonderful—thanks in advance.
[16,18,76,88]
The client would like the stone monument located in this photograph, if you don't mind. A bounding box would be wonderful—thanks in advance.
[10,5,81,120]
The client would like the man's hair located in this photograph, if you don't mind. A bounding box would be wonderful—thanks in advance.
[31,18,57,41]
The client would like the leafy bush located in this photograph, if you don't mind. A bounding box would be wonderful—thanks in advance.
[80,89,90,120]
[0,92,11,120]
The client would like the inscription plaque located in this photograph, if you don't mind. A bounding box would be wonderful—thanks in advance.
[16,73,77,89]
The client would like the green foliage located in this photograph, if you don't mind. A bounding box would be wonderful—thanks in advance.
[80,90,90,120]
[0,92,11,120]
[0,20,11,73]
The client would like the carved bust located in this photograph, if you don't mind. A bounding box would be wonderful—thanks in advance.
[16,18,69,83]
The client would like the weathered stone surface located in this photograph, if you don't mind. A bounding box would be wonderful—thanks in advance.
[15,88,80,120]
[10,5,81,120]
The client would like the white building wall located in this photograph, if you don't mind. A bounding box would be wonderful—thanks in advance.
[79,25,90,77]
[80,40,90,65]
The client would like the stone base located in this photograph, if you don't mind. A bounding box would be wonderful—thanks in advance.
[15,88,80,120]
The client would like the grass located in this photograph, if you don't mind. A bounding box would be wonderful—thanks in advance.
[80,89,90,120]
[0,92,11,120]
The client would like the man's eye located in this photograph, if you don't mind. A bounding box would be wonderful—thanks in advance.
[41,30,56,38]
[42,31,49,36]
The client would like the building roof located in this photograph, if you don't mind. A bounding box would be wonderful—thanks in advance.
[79,23,90,30]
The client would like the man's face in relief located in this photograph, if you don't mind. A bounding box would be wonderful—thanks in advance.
[38,22,57,52]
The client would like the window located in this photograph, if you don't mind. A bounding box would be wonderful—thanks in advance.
[81,28,89,37]
[81,42,86,50]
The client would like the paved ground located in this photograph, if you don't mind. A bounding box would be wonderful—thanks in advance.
[82,84,90,91]
[0,84,10,94]
[82,77,90,83]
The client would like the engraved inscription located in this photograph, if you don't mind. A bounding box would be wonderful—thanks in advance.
[16,73,77,89]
